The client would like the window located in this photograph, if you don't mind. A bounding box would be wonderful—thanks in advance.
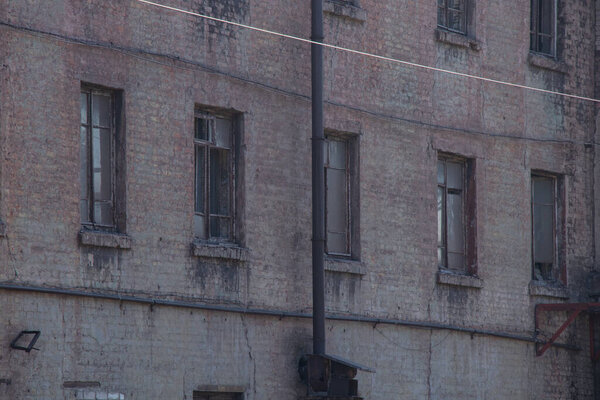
[530,0,555,56]
[80,85,124,231]
[194,110,236,242]
[437,0,467,35]
[437,154,476,274]
[532,173,564,283]
[325,135,358,258]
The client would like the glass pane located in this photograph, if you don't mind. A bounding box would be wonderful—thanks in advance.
[533,177,553,204]
[210,216,231,240]
[437,187,444,246]
[539,36,552,54]
[80,126,88,199]
[94,201,113,226]
[92,128,112,202]
[448,0,462,10]
[534,203,554,263]
[209,148,230,216]
[80,92,88,124]
[326,168,347,233]
[447,161,463,190]
[448,10,463,31]
[448,252,464,270]
[92,94,111,128]
[437,161,445,184]
[328,140,346,169]
[327,232,347,254]
[437,6,446,27]
[539,0,553,34]
[438,0,445,6]
[193,214,206,239]
[195,118,209,141]
[80,200,89,224]
[447,193,464,254]
[438,247,444,267]
[215,118,232,148]
[195,146,206,214]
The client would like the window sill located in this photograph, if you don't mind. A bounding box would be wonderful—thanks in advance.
[79,230,132,249]
[529,280,569,299]
[528,53,568,73]
[325,257,364,275]
[437,270,483,288]
[191,241,250,262]
[324,0,366,22]
[435,28,481,51]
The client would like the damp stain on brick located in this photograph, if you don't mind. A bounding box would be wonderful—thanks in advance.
[190,260,240,299]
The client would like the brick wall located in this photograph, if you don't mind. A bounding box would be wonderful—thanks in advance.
[0,0,598,398]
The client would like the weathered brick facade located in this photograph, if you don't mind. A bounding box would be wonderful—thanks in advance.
[1,0,599,398]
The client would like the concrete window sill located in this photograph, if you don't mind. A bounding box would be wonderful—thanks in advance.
[528,53,568,73]
[79,230,132,249]
[435,28,481,51]
[325,257,364,275]
[191,241,249,262]
[324,0,366,22]
[529,280,569,299]
[437,270,483,288]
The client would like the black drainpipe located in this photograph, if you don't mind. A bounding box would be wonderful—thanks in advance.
[311,0,326,356]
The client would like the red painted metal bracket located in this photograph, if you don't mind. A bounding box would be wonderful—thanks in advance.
[535,303,600,359]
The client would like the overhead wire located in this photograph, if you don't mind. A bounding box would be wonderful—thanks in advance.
[134,0,600,105]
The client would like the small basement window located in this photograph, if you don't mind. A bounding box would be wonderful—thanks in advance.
[193,392,243,400]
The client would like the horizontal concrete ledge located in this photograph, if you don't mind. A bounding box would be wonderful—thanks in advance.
[437,270,483,288]
[325,257,365,275]
[195,385,246,393]
[63,381,101,388]
[435,28,481,51]
[529,281,570,299]
[191,241,249,261]
[79,230,132,249]
[0,282,579,352]
[528,53,568,73]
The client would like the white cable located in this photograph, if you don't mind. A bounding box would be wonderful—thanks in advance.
[135,0,600,104]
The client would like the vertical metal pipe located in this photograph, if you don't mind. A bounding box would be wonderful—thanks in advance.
[311,0,325,356]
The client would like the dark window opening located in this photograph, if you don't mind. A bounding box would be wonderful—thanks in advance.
[194,111,236,243]
[532,173,562,282]
[437,0,467,35]
[530,0,555,56]
[193,392,243,400]
[80,86,119,231]
[437,154,476,274]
